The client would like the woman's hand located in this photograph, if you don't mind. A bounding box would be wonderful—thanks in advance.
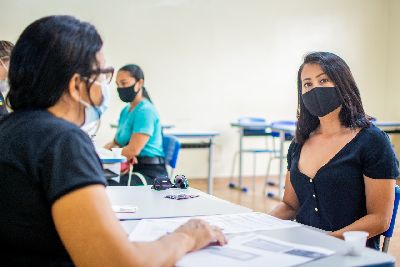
[53,186,227,267]
[104,141,116,150]
[174,219,227,251]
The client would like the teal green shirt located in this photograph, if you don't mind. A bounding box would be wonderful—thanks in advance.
[115,99,164,157]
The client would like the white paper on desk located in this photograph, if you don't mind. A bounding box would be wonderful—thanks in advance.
[129,212,299,242]
[112,205,138,213]
[177,234,335,267]
[96,146,114,157]
[96,146,126,161]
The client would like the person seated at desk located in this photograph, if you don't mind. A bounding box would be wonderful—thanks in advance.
[0,15,226,266]
[0,40,14,119]
[104,64,167,186]
[270,52,399,250]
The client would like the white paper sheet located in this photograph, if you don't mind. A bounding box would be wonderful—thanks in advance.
[129,212,299,242]
[96,146,115,157]
[177,234,335,267]
[112,205,138,213]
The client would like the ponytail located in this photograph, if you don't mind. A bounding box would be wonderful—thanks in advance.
[141,86,152,103]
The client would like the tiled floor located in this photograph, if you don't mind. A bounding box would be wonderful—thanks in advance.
[190,176,400,266]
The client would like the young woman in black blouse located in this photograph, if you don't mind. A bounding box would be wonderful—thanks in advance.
[0,15,225,266]
[270,52,399,249]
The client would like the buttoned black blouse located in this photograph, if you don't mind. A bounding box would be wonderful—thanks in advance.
[287,125,399,249]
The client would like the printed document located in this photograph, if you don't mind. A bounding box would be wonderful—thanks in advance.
[177,234,335,267]
[129,212,299,242]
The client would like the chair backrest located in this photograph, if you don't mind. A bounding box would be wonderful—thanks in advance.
[238,117,269,136]
[271,120,296,140]
[383,185,400,238]
[162,135,181,177]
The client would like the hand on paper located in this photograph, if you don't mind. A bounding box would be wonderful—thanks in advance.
[174,219,227,251]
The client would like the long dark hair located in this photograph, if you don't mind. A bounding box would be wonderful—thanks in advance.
[295,52,371,144]
[119,64,152,103]
[7,15,103,110]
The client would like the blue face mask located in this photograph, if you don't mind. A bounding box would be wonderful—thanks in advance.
[79,80,110,127]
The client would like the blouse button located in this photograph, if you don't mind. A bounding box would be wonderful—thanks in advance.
[313,194,316,198]
[314,207,318,212]
[309,179,313,183]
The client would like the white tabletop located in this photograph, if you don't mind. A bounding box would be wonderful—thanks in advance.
[373,121,400,128]
[230,121,272,128]
[106,186,251,220]
[107,186,395,267]
[163,130,220,138]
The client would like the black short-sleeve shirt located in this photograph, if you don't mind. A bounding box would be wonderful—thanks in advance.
[287,125,399,249]
[0,109,107,266]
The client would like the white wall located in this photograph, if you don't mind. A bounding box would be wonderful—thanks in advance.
[0,0,396,178]
[387,0,400,156]
[388,0,400,119]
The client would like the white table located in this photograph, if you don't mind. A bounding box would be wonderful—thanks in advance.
[110,123,175,130]
[107,186,395,267]
[107,186,249,220]
[163,130,220,195]
[373,121,400,133]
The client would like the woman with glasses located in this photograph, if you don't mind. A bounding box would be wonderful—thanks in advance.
[0,40,14,118]
[105,64,168,186]
[270,52,398,250]
[0,15,226,266]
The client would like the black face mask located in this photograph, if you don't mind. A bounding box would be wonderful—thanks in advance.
[117,83,141,103]
[302,86,342,117]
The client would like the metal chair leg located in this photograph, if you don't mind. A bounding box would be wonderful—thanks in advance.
[382,237,390,253]
[127,163,148,186]
[130,172,148,186]
[127,165,132,186]
[253,153,257,192]
[264,156,273,194]
[229,151,239,183]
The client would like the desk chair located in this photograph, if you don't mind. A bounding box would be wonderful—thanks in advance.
[162,134,181,178]
[128,135,181,186]
[264,121,295,189]
[230,117,278,192]
[382,184,400,253]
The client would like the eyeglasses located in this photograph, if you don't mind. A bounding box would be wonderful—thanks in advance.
[0,57,9,71]
[83,67,114,84]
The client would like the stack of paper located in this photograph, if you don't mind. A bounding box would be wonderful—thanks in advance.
[129,212,299,242]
